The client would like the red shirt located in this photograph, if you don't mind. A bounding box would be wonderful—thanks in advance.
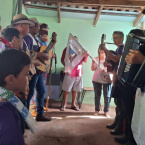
[61,48,84,77]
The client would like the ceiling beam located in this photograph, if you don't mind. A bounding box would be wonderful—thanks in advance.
[57,3,61,23]
[23,0,145,7]
[93,6,103,26]
[133,9,145,27]
[24,4,138,17]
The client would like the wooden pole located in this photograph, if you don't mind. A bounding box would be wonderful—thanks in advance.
[45,50,54,112]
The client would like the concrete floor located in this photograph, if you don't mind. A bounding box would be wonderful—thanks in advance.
[25,103,122,145]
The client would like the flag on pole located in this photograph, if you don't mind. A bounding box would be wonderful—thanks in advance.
[64,33,87,74]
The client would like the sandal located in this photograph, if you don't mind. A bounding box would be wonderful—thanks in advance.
[71,106,80,111]
[60,106,66,111]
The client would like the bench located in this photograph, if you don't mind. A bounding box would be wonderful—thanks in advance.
[78,87,94,109]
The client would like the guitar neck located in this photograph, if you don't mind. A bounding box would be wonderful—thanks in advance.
[44,40,54,53]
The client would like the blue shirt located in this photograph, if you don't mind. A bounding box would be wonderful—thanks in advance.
[0,101,25,145]
[36,35,48,46]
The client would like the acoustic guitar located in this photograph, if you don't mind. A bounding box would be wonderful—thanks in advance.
[35,32,57,73]
[105,50,116,73]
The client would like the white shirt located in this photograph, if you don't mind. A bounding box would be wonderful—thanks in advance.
[92,57,112,84]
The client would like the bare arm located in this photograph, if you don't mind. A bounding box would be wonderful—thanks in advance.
[100,44,121,63]
[107,51,121,63]
[83,51,90,63]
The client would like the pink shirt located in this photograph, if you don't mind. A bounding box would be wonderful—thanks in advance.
[61,48,84,77]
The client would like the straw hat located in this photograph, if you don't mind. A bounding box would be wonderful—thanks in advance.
[11,14,35,27]
[29,17,40,27]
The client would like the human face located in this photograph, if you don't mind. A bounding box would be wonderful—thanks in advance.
[99,50,105,59]
[41,34,49,42]
[21,23,29,37]
[13,65,31,93]
[29,24,39,35]
[112,34,123,46]
[10,34,23,50]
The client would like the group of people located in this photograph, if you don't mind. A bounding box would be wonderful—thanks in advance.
[0,13,54,144]
[0,10,145,145]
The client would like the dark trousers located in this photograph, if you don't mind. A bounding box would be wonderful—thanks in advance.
[27,73,46,115]
[118,82,137,144]
[114,97,124,128]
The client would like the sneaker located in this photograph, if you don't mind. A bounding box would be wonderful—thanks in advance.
[105,112,110,118]
[94,111,99,116]
[36,114,51,121]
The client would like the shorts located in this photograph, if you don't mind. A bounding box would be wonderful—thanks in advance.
[62,74,83,92]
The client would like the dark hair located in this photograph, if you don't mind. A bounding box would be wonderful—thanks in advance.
[113,31,124,38]
[2,28,20,42]
[0,49,31,86]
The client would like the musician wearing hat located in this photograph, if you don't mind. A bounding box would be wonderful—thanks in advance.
[11,14,35,52]
[23,17,51,122]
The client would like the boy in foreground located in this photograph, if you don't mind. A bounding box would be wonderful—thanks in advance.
[0,49,37,144]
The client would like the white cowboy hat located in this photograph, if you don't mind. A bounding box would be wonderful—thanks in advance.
[11,14,35,27]
[29,17,41,27]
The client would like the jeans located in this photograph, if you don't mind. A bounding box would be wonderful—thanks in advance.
[93,81,111,112]
[27,73,45,115]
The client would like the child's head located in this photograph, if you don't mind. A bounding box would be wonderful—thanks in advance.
[39,23,49,42]
[0,49,31,93]
[2,27,23,50]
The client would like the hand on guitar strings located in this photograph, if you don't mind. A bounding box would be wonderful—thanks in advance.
[125,49,145,64]
[42,53,49,60]
[31,60,41,66]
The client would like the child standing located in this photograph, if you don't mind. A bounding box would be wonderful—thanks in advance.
[0,49,33,144]
[91,48,112,117]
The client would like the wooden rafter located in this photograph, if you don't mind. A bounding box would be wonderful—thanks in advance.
[133,8,145,27]
[24,4,138,17]
[93,6,103,26]
[23,0,145,7]
[57,3,61,23]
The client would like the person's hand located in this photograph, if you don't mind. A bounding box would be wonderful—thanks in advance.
[102,69,105,73]
[86,51,90,56]
[51,53,55,59]
[31,60,41,66]
[43,53,49,60]
[66,72,70,75]
[92,59,96,63]
[125,49,145,64]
